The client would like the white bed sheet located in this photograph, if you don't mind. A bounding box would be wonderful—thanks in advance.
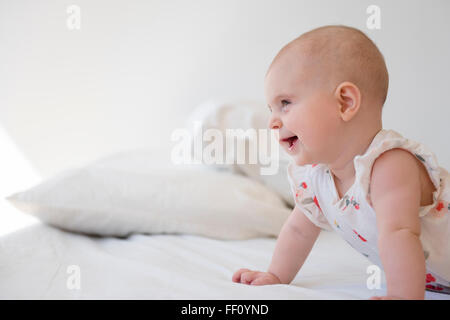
[0,222,448,300]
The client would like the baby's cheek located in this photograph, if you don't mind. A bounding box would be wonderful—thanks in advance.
[303,134,335,163]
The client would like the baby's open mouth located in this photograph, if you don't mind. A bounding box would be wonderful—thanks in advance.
[281,135,299,150]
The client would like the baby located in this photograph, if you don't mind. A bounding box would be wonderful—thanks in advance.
[232,25,450,300]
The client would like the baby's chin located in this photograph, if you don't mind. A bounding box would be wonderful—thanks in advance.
[292,154,309,167]
[291,152,315,167]
[281,141,317,166]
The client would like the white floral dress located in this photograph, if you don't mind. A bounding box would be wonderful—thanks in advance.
[287,129,450,294]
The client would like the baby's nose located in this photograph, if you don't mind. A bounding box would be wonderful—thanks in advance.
[268,116,282,130]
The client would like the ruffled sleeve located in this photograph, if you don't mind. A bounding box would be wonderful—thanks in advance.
[353,129,444,217]
[287,162,333,231]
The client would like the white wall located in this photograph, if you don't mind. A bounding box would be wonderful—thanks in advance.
[1,0,449,178]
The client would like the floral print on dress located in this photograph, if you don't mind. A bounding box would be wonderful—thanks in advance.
[352,229,367,242]
[295,181,323,212]
[430,200,450,219]
[415,153,426,163]
[313,196,322,212]
[300,196,322,212]
[295,181,307,200]
[339,195,360,211]
[425,273,450,293]
[414,152,437,173]
[333,219,341,230]
[292,179,329,228]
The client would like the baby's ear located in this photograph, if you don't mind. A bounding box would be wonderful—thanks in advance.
[334,81,361,122]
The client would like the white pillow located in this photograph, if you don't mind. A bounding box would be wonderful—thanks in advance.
[186,99,295,208]
[5,147,291,240]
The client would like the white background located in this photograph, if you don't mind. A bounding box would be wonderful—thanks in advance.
[1,0,449,234]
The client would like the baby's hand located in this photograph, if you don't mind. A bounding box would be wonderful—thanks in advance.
[232,268,282,286]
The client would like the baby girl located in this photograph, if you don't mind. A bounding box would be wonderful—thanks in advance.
[232,25,450,299]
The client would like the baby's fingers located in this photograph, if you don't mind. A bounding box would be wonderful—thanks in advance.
[240,271,261,285]
[250,273,281,286]
[232,268,252,283]
[250,276,272,286]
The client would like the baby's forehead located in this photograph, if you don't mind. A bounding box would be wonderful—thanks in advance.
[264,64,316,106]
[265,45,330,92]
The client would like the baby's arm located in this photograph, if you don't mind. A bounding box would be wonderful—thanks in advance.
[370,149,426,300]
[232,204,321,285]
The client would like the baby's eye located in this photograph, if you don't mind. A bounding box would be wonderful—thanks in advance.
[280,100,291,111]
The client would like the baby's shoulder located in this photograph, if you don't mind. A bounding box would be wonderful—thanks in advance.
[353,129,442,202]
[370,148,422,185]
[370,148,436,207]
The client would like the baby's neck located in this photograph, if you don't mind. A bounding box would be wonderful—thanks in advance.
[328,125,382,185]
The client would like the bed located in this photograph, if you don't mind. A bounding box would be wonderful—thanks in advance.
[2,218,447,300]
[0,217,383,300]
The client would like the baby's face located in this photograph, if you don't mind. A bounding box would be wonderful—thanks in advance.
[264,53,343,166]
